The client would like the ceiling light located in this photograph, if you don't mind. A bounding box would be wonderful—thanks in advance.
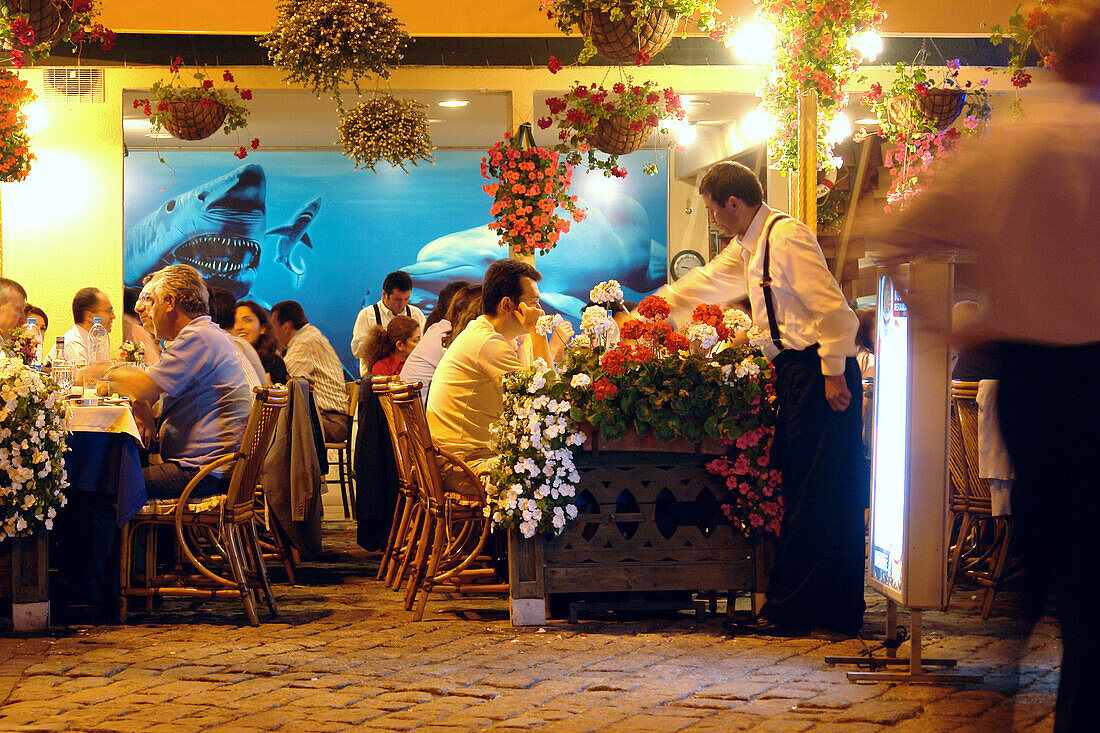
[727,21,775,65]
[826,112,853,145]
[852,30,883,62]
[741,107,776,143]
[427,118,445,123]
[437,100,469,108]
[665,119,697,147]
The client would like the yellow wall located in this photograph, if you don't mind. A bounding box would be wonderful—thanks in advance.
[100,1,1020,37]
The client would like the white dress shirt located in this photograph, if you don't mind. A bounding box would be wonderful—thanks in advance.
[657,203,857,376]
[46,324,91,365]
[350,299,426,377]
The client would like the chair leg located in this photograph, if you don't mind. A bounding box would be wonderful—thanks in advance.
[391,501,424,591]
[144,524,157,613]
[244,520,278,617]
[944,511,973,611]
[119,521,132,623]
[981,517,1015,620]
[379,492,410,582]
[404,511,435,611]
[336,447,351,519]
[413,518,448,621]
[222,525,260,626]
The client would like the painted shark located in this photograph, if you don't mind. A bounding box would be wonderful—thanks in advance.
[123,164,321,298]
[400,191,665,319]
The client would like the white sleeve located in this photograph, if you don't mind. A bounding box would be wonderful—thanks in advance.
[650,245,748,328]
[350,307,375,360]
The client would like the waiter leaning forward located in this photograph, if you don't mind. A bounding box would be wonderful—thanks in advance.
[655,161,865,637]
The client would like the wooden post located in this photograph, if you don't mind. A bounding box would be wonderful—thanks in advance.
[832,134,874,283]
[507,528,547,625]
[787,90,818,234]
[11,529,50,630]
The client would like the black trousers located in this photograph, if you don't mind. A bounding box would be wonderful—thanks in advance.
[996,341,1100,733]
[762,347,866,633]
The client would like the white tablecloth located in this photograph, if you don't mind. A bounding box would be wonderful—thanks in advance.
[67,404,143,446]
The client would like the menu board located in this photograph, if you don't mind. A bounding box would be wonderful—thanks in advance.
[867,264,952,608]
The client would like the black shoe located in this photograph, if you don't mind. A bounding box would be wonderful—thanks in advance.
[723,615,811,637]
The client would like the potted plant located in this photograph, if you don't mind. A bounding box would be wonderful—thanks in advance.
[0,0,114,68]
[989,0,1066,112]
[0,350,68,543]
[481,126,587,256]
[539,78,685,177]
[758,0,887,172]
[861,60,993,210]
[540,0,725,65]
[0,69,35,182]
[260,0,410,111]
[132,57,259,156]
[337,93,433,172]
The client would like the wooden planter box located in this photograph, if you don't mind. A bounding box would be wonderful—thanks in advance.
[0,529,51,630]
[509,436,773,625]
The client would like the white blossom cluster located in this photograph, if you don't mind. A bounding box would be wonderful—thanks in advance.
[536,314,564,337]
[338,94,434,173]
[686,322,720,353]
[488,363,585,538]
[747,325,773,351]
[0,356,68,542]
[580,305,614,337]
[570,333,592,349]
[588,279,623,305]
[735,356,762,379]
[723,308,752,333]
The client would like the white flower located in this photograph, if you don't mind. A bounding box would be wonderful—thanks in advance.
[570,373,591,388]
[722,308,752,334]
[536,314,564,337]
[570,333,591,349]
[686,323,719,351]
[747,326,772,351]
[735,356,762,379]
[588,280,624,305]
[580,306,613,337]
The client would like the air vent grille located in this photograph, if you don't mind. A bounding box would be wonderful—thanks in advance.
[41,67,105,103]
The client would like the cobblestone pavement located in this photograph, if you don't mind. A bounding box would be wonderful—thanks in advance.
[0,520,1060,732]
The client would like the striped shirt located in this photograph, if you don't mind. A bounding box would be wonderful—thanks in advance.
[283,323,348,415]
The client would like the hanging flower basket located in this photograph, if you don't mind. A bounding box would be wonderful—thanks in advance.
[337,93,434,173]
[160,99,228,141]
[8,0,72,49]
[887,88,967,133]
[1,0,114,68]
[589,114,652,156]
[581,5,677,64]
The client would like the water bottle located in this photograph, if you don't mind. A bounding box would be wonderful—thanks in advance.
[85,316,109,390]
[51,336,72,393]
[24,317,42,369]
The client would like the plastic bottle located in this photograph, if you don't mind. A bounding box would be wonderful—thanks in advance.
[51,336,72,392]
[85,316,109,389]
[25,317,42,369]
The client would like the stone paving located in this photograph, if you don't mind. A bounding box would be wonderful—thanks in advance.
[0,520,1060,732]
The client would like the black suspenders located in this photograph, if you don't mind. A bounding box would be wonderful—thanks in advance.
[373,303,412,324]
[760,214,790,353]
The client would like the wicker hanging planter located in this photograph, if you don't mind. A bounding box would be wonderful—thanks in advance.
[887,88,966,133]
[581,5,678,64]
[161,99,229,141]
[589,115,652,156]
[8,0,73,51]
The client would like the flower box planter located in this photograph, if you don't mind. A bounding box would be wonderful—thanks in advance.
[581,4,678,63]
[508,434,773,626]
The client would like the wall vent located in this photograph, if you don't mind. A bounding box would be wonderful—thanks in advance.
[41,68,105,103]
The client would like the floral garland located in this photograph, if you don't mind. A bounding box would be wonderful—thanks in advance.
[539,0,725,64]
[481,130,587,256]
[757,0,887,172]
[0,0,115,69]
[488,286,782,539]
[260,0,409,112]
[860,61,992,211]
[337,94,434,172]
[539,78,685,177]
[0,69,35,182]
[132,58,259,157]
[0,354,68,542]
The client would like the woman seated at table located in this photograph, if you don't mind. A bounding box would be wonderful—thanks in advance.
[364,315,421,376]
[401,284,481,396]
[233,300,288,385]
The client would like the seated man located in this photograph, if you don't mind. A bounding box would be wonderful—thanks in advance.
[0,277,27,336]
[102,265,253,499]
[50,287,116,364]
[270,300,351,443]
[426,259,550,476]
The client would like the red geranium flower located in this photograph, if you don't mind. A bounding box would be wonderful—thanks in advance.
[637,295,671,320]
[547,56,563,74]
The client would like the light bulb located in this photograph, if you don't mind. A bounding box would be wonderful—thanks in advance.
[741,107,776,143]
[728,22,775,65]
[852,30,883,62]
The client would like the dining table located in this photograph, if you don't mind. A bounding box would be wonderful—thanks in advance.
[52,397,149,623]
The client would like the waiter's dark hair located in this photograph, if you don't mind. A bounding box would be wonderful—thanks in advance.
[383,270,413,294]
[699,161,764,208]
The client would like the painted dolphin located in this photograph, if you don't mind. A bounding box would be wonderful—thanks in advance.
[124,164,266,298]
[400,192,664,319]
[269,197,321,286]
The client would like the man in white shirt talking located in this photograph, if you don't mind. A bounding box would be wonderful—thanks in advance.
[655,161,863,637]
[350,270,426,377]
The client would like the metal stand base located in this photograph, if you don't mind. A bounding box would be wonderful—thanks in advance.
[825,601,983,685]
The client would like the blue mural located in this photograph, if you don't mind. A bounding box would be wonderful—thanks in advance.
[124,150,669,373]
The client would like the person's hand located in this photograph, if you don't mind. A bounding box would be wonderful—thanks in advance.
[824,374,851,412]
[553,321,574,345]
[131,400,157,448]
[517,301,545,332]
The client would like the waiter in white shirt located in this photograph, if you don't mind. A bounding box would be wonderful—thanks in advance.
[350,270,426,377]
[655,161,864,637]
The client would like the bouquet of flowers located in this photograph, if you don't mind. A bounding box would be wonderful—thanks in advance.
[118,340,141,363]
[539,78,685,177]
[481,130,586,255]
[0,69,35,183]
[0,354,68,542]
[1,324,37,365]
[861,60,993,211]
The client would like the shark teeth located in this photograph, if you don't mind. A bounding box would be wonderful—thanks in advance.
[173,235,260,277]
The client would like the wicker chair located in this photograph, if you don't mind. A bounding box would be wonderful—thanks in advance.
[372,376,423,590]
[325,381,360,518]
[946,381,1021,618]
[390,383,507,620]
[119,385,288,626]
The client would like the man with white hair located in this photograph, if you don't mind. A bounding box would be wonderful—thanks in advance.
[0,277,28,336]
[101,265,252,499]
